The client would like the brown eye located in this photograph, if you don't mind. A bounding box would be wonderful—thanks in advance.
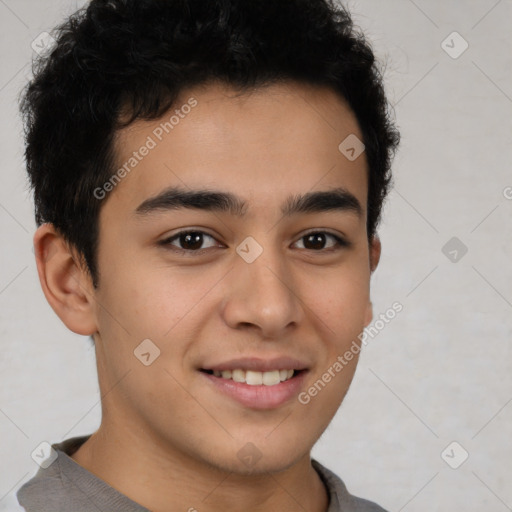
[160,231,219,252]
[294,232,348,251]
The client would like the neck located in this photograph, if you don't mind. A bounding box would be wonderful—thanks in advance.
[71,421,329,512]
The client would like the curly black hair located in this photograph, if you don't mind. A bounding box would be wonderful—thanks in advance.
[21,0,400,287]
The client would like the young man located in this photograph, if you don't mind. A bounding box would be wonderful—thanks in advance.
[17,0,399,510]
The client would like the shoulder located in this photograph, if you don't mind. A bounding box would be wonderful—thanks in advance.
[17,436,106,512]
[17,436,149,512]
[17,458,91,512]
[312,459,388,512]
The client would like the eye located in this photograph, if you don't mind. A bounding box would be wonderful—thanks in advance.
[159,230,221,253]
[159,229,349,255]
[293,231,348,251]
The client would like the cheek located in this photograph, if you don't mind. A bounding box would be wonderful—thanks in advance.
[95,253,180,332]
[94,255,226,368]
[303,264,371,340]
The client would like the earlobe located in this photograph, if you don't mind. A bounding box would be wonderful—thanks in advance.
[33,224,98,336]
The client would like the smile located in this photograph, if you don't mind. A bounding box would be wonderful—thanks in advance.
[201,368,296,386]
[199,368,307,410]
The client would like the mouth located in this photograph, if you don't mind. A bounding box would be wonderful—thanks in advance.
[199,368,304,386]
[198,360,309,409]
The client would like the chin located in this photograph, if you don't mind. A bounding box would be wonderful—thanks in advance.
[199,434,311,476]
[212,450,307,477]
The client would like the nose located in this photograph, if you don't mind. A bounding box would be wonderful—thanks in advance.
[220,244,304,339]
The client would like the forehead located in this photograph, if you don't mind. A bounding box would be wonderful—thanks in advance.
[107,81,367,219]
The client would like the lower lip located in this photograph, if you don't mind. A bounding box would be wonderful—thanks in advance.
[200,371,308,410]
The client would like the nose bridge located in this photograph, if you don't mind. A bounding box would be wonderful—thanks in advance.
[221,238,303,336]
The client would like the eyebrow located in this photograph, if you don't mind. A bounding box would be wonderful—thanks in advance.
[135,186,362,219]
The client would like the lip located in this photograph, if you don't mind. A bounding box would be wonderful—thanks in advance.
[200,369,308,410]
[200,356,309,373]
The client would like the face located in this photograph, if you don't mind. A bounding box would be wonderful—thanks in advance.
[89,81,379,474]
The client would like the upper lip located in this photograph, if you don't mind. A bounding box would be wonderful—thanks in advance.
[201,356,309,372]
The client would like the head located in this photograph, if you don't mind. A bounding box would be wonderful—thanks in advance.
[24,0,399,474]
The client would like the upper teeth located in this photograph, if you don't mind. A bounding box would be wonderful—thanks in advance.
[212,369,295,386]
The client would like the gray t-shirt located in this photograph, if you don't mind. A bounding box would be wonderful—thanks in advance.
[17,435,387,511]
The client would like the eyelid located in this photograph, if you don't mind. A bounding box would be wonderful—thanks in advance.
[299,228,348,240]
[293,229,350,249]
[158,229,222,251]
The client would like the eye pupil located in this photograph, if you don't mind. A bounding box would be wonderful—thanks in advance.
[181,232,203,250]
[304,233,326,250]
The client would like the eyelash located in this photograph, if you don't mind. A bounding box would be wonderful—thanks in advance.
[158,229,349,255]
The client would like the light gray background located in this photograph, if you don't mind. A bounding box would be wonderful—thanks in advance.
[1,0,511,510]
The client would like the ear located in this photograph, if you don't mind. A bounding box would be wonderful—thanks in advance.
[369,234,381,273]
[364,235,382,326]
[33,223,98,336]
